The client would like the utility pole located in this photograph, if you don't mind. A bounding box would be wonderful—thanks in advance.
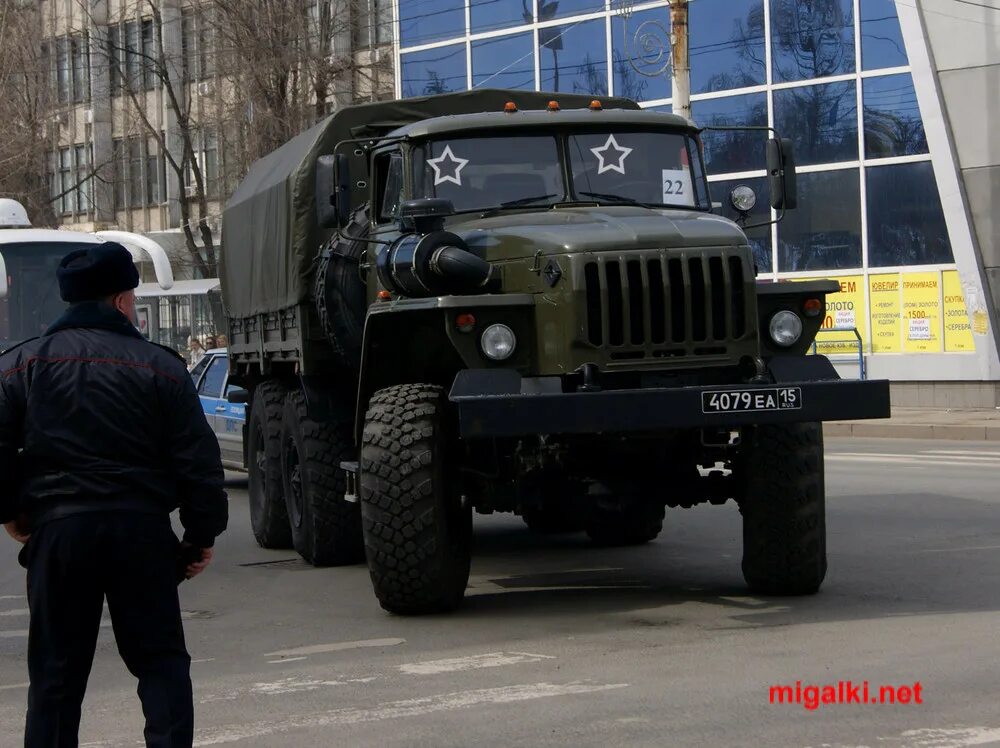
[669,0,690,120]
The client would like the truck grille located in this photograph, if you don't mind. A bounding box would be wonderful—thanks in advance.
[582,249,751,360]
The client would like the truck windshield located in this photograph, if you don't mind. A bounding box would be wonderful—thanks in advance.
[412,129,709,213]
[567,131,709,210]
[0,242,75,352]
[413,135,564,213]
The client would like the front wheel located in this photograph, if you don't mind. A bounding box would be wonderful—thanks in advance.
[359,384,472,614]
[739,422,827,595]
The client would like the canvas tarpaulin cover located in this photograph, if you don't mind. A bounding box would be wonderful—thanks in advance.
[220,89,640,319]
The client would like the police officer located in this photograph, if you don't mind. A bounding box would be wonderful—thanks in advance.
[0,244,228,747]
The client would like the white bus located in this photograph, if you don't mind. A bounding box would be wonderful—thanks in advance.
[0,199,174,352]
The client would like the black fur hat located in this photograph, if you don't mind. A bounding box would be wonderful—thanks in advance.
[57,242,140,303]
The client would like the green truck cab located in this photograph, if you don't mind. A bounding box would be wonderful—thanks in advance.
[221,89,890,614]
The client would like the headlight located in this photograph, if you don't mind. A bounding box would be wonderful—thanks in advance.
[481,324,516,361]
[769,310,803,347]
[730,185,757,213]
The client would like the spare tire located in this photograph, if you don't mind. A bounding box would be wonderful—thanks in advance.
[314,203,369,371]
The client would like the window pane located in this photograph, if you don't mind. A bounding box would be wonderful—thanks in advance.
[539,19,608,96]
[471,0,532,33]
[773,81,858,166]
[399,0,464,47]
[126,22,140,87]
[57,38,70,103]
[863,74,926,159]
[710,176,772,272]
[861,0,907,70]
[113,140,125,210]
[109,27,121,89]
[129,138,143,208]
[142,20,156,89]
[690,0,765,94]
[692,93,768,174]
[198,356,227,398]
[538,0,604,21]
[777,169,861,272]
[401,45,466,98]
[612,8,671,102]
[472,33,534,90]
[867,162,953,267]
[770,0,855,83]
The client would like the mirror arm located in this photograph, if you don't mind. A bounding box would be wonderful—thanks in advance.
[742,203,786,232]
[95,231,175,289]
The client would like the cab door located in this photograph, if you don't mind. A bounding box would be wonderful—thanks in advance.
[196,354,228,436]
[218,379,247,467]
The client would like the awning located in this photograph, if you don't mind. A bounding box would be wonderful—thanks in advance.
[136,278,220,297]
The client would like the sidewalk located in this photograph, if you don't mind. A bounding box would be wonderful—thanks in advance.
[825,407,1000,441]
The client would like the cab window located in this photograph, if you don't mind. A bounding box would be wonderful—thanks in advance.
[198,356,228,399]
[375,152,404,223]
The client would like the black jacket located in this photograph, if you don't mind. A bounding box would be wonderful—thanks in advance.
[0,301,227,547]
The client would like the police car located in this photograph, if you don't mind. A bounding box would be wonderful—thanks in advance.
[190,349,245,469]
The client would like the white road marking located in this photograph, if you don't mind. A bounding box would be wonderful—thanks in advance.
[399,652,555,675]
[0,595,24,600]
[193,681,629,745]
[192,658,215,664]
[251,677,346,695]
[263,637,405,659]
[0,620,112,638]
[925,450,1000,457]
[267,657,307,664]
[885,727,1000,747]
[913,545,1000,554]
[0,682,29,691]
[0,608,29,617]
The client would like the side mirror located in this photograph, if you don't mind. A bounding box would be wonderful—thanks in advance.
[226,388,249,404]
[766,137,797,211]
[315,154,351,228]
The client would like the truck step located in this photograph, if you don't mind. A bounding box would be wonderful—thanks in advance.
[340,460,359,503]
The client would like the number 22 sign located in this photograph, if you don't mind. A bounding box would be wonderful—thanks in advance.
[662,169,694,206]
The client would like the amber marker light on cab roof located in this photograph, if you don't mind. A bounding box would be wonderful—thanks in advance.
[589,100,603,110]
[504,101,518,113]
[548,100,560,111]
[803,298,822,317]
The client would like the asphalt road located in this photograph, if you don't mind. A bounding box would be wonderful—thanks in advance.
[1,437,999,748]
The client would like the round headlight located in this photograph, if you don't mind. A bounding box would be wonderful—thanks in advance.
[769,310,803,347]
[481,324,516,361]
[730,185,757,213]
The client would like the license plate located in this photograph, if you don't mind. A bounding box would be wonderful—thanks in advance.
[701,387,802,413]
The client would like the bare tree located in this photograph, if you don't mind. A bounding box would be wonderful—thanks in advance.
[0,0,57,225]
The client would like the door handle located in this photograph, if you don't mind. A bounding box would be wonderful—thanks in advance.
[215,406,227,412]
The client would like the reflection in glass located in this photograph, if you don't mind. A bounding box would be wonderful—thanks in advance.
[538,0,605,21]
[398,0,464,47]
[472,34,535,90]
[773,81,858,166]
[612,8,671,102]
[471,0,533,34]
[538,19,608,95]
[863,74,927,158]
[770,0,855,83]
[778,169,862,272]
[692,93,768,174]
[710,176,773,272]
[867,162,953,267]
[400,45,467,98]
[689,0,765,94]
[861,0,908,70]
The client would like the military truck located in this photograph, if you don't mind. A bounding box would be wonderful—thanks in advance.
[220,89,890,614]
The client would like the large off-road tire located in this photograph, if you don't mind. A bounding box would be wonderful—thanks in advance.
[359,384,472,615]
[584,500,665,546]
[280,389,363,566]
[247,380,292,549]
[740,422,826,595]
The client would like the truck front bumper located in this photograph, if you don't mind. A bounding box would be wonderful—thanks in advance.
[448,368,890,439]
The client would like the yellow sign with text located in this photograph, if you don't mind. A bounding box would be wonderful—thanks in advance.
[868,273,902,353]
[902,271,942,353]
[942,270,975,352]
[809,275,867,356]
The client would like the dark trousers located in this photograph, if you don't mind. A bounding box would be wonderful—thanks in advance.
[24,512,193,748]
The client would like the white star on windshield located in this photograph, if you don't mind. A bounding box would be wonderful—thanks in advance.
[590,134,633,175]
[428,145,469,187]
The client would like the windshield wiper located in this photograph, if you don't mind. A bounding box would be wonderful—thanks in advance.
[577,191,654,209]
[481,194,557,217]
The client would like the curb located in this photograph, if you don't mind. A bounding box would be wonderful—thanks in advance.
[824,422,1000,441]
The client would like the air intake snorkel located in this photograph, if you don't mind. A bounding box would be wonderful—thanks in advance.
[376,199,493,298]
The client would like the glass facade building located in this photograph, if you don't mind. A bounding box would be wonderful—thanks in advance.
[394,0,999,381]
